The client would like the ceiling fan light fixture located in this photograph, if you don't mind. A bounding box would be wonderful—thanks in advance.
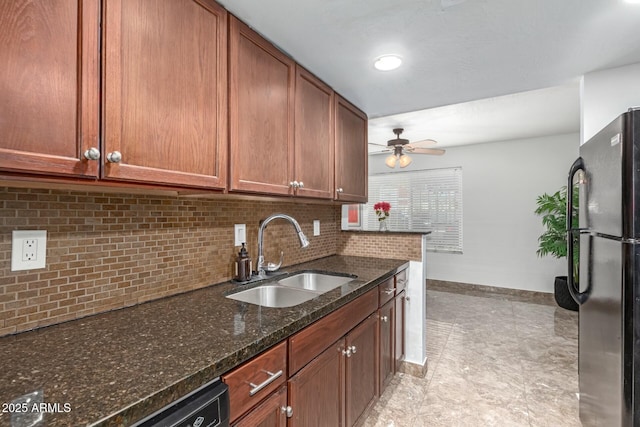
[374,55,402,71]
[385,154,398,168]
[399,154,412,168]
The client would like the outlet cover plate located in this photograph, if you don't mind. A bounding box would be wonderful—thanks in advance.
[313,220,320,236]
[234,224,246,246]
[12,230,47,271]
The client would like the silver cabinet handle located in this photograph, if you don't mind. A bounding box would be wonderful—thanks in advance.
[248,369,283,396]
[396,279,407,286]
[342,348,351,358]
[289,181,299,188]
[83,147,100,160]
[336,187,344,193]
[281,406,293,418]
[298,181,304,188]
[106,151,122,163]
[349,345,357,354]
[384,288,396,295]
[381,316,389,322]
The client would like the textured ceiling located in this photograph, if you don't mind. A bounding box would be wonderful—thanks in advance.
[218,0,640,118]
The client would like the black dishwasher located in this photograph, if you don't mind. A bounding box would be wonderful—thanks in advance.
[132,378,229,427]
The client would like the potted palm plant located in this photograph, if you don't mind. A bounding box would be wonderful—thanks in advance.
[535,186,579,311]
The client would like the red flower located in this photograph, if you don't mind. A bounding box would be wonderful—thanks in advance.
[374,202,391,220]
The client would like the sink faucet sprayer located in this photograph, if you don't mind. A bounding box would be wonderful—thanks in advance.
[257,214,310,278]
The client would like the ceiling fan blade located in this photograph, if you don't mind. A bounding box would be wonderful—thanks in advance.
[368,142,389,147]
[405,147,446,155]
[407,139,438,148]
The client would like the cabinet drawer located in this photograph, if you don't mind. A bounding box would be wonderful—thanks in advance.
[378,277,395,306]
[289,288,377,375]
[223,340,287,423]
[395,269,408,294]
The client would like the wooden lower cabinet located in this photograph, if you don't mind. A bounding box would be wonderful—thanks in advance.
[345,314,377,427]
[288,340,344,427]
[379,299,394,392]
[234,385,287,427]
[395,290,406,372]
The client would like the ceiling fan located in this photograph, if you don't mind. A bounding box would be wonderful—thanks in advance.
[369,128,446,168]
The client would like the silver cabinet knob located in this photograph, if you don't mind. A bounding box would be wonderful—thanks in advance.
[106,151,122,163]
[298,181,304,188]
[289,181,299,188]
[349,345,357,354]
[342,348,352,358]
[83,147,100,160]
[381,315,389,322]
[336,187,344,193]
[281,406,293,418]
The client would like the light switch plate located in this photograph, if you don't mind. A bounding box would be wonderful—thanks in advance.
[313,220,320,236]
[12,230,47,271]
[234,224,246,246]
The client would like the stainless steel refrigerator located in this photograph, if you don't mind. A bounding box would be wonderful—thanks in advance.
[567,107,640,426]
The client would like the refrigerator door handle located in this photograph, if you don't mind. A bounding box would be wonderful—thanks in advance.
[567,157,589,305]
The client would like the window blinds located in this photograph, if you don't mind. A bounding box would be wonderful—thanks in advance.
[365,167,463,253]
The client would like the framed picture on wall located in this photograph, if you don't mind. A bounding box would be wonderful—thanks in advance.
[346,204,361,227]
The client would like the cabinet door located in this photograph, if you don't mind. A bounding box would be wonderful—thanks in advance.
[395,291,406,372]
[288,340,345,427]
[229,16,295,195]
[103,0,227,189]
[234,385,287,427]
[378,300,394,392]
[335,95,367,202]
[345,314,377,427]
[293,66,334,199]
[0,0,100,178]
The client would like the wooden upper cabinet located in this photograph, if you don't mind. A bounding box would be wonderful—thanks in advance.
[229,16,295,195]
[0,0,100,178]
[335,95,368,203]
[293,66,334,199]
[102,0,228,189]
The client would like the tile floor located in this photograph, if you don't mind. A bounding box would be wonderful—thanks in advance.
[362,286,580,426]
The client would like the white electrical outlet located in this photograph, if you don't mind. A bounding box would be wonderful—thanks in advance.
[12,230,47,271]
[313,220,320,236]
[234,224,246,246]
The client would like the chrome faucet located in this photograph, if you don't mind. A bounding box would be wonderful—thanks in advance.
[257,213,310,278]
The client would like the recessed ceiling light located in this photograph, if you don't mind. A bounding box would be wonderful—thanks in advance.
[374,55,402,71]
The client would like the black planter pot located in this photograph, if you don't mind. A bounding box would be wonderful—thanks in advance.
[554,276,579,311]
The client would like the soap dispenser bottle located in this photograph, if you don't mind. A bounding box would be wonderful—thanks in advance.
[234,243,252,282]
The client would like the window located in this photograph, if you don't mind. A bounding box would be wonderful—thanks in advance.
[359,167,463,253]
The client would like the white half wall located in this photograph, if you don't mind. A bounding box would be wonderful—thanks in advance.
[370,133,579,293]
[581,62,640,144]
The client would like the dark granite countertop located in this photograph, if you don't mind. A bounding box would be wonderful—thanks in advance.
[340,230,431,235]
[0,255,408,427]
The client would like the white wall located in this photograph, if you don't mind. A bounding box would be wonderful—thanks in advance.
[369,133,579,293]
[581,62,640,144]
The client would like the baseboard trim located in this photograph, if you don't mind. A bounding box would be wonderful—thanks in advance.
[427,279,555,306]
[399,358,428,378]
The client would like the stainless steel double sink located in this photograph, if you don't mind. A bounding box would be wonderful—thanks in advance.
[226,272,355,308]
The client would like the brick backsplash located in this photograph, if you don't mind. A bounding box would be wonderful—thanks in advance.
[0,187,339,336]
[338,231,423,261]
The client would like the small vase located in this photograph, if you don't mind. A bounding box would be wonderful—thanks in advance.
[378,218,389,232]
